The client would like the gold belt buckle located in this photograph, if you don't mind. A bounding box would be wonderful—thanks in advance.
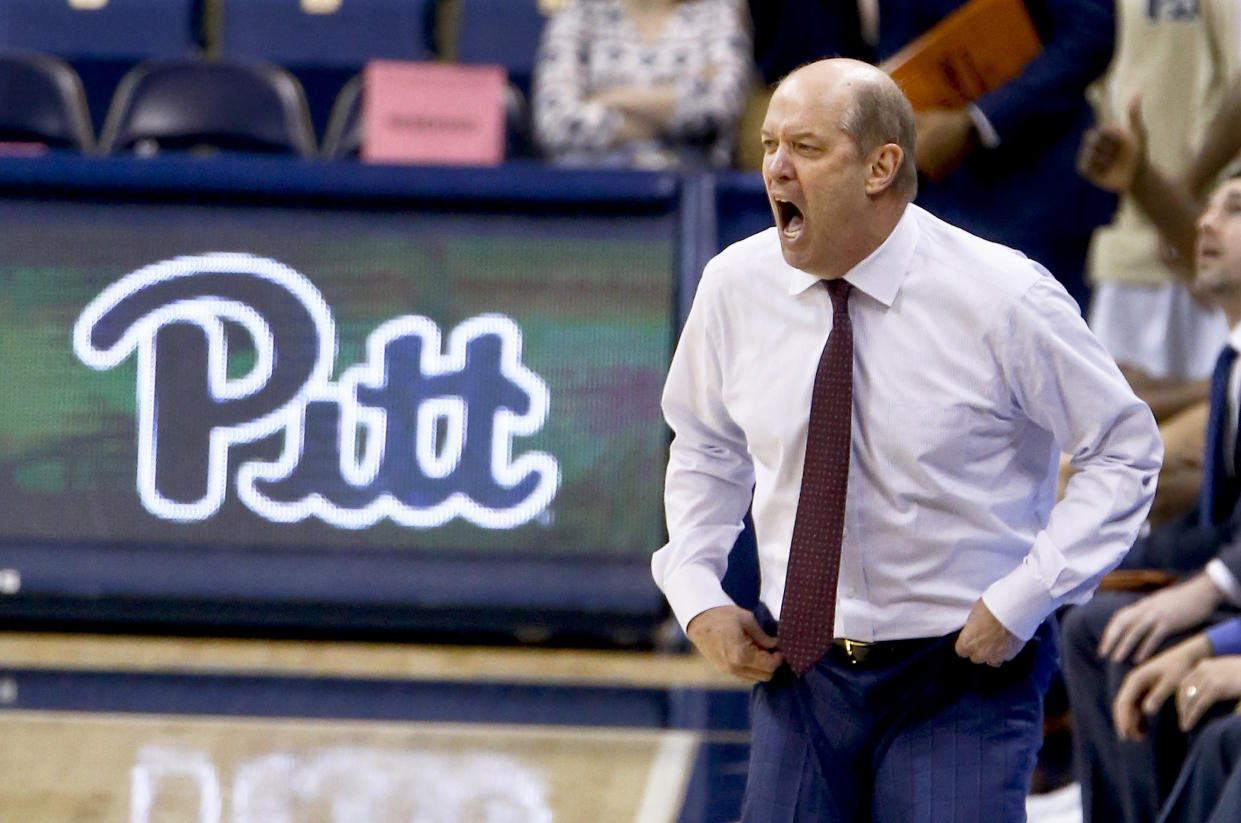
[841,638,876,664]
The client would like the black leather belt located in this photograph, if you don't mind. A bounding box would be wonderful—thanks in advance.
[830,636,943,667]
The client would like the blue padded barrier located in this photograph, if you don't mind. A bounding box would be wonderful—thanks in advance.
[0,153,679,207]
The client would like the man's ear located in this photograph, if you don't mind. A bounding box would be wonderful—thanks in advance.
[865,143,903,195]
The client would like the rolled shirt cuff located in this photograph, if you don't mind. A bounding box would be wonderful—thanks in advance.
[1207,558,1241,607]
[655,559,737,633]
[1205,618,1241,656]
[980,558,1058,642]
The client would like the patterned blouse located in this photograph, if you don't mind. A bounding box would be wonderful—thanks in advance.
[532,0,754,169]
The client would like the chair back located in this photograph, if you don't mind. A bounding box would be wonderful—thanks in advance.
[321,73,363,159]
[99,58,317,157]
[0,52,93,151]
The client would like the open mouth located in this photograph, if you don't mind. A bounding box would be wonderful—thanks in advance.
[774,199,805,239]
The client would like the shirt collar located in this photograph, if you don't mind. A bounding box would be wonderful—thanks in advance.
[785,204,919,307]
[1228,321,1241,353]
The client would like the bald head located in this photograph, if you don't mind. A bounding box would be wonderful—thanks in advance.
[779,59,918,201]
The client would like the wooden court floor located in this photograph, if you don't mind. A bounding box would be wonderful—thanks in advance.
[0,632,751,823]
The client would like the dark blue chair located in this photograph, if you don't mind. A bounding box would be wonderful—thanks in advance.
[0,0,202,133]
[320,73,363,159]
[0,52,93,151]
[98,58,317,157]
[217,0,436,139]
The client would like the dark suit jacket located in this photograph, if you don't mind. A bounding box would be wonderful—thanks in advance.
[875,0,1118,307]
[1124,489,1241,581]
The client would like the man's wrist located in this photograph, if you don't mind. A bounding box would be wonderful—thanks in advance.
[979,560,1055,642]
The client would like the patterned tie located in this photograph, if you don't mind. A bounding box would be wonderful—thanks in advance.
[779,278,853,676]
[1201,345,1239,527]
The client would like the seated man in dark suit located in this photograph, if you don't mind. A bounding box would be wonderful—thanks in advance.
[1112,615,1241,823]
[1062,164,1241,822]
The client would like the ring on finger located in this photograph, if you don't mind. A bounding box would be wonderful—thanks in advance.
[1186,685,1199,699]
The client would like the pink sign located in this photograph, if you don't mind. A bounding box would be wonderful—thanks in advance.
[362,60,507,167]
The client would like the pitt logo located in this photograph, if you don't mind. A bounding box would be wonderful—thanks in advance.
[72,253,559,529]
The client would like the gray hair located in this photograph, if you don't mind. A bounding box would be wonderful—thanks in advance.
[840,79,918,201]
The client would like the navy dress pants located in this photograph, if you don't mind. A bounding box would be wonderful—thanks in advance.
[1158,713,1241,823]
[740,605,1057,823]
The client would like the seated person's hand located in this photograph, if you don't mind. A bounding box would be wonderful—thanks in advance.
[1077,93,1147,193]
[1113,633,1212,740]
[1175,655,1241,731]
[612,111,661,144]
[1099,573,1224,663]
[592,84,678,123]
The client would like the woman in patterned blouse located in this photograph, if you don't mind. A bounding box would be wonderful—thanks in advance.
[532,0,754,170]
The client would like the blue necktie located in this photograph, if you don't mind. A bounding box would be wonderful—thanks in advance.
[1201,345,1239,527]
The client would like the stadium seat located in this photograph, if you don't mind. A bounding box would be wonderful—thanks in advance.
[320,73,363,160]
[0,0,203,136]
[453,0,547,97]
[0,53,94,151]
[98,58,317,157]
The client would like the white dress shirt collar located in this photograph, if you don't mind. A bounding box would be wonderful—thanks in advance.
[1227,320,1241,353]
[784,204,919,309]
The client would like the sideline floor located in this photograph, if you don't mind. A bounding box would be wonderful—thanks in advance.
[0,632,1080,822]
[0,632,749,823]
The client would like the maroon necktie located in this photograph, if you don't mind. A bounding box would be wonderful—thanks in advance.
[779,278,852,676]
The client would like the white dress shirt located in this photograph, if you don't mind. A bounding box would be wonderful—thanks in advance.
[653,205,1163,642]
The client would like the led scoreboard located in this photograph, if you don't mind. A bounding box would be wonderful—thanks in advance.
[0,159,683,630]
